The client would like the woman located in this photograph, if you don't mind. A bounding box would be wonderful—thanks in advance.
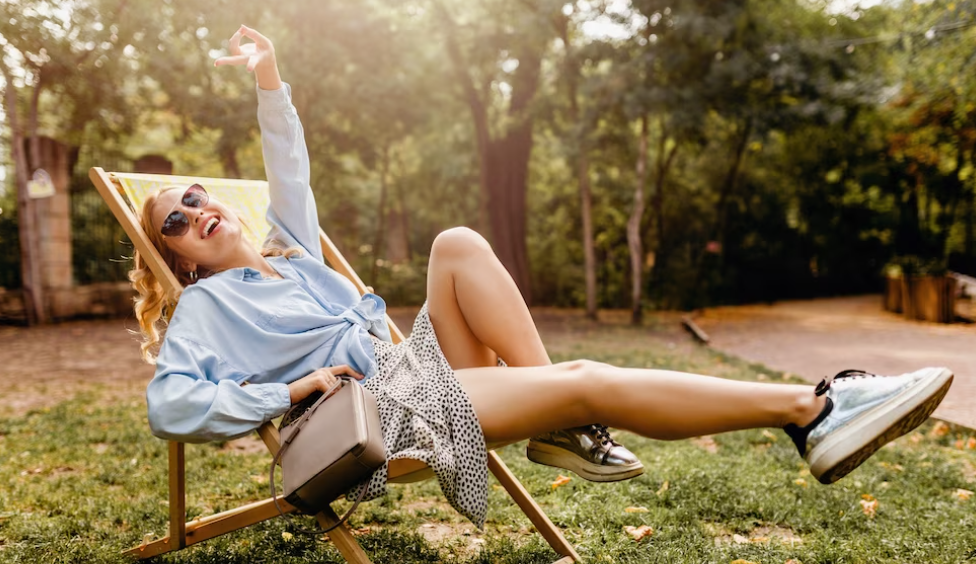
[135,26,953,528]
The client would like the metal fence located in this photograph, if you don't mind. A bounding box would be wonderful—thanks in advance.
[0,148,136,290]
[70,150,134,285]
[0,193,21,289]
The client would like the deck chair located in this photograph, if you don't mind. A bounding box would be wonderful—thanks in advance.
[89,167,580,564]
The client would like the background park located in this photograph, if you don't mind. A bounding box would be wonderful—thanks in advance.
[1,0,976,562]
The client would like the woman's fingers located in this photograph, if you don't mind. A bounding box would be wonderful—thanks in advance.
[246,55,260,73]
[228,27,243,56]
[240,25,272,48]
[331,365,365,380]
[213,54,250,67]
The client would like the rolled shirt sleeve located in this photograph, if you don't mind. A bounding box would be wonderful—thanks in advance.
[146,335,292,443]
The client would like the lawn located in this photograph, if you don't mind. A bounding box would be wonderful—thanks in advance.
[0,314,974,563]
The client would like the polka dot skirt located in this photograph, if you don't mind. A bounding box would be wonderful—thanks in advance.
[348,302,489,528]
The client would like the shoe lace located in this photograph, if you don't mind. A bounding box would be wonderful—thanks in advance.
[589,424,615,446]
[814,369,879,396]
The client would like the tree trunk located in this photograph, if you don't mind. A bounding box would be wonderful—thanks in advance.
[628,115,649,325]
[557,13,598,319]
[394,154,412,261]
[966,182,975,261]
[3,62,47,324]
[437,2,542,304]
[651,129,678,281]
[691,118,752,302]
[578,150,597,319]
[219,144,241,179]
[372,148,390,284]
[482,113,536,304]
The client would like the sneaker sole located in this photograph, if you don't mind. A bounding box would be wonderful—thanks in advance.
[526,441,645,482]
[809,367,953,485]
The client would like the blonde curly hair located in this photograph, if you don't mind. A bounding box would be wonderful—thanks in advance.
[130,186,301,364]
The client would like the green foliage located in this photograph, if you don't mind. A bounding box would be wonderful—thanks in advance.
[4,0,976,310]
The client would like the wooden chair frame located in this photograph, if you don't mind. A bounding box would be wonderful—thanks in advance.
[89,167,580,564]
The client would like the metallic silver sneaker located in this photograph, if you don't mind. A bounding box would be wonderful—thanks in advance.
[526,424,644,482]
[785,367,954,485]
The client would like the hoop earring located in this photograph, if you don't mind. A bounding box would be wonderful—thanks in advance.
[188,270,198,282]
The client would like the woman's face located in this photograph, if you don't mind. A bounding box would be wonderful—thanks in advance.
[150,185,245,272]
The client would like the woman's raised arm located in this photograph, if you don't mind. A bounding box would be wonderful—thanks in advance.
[215,26,323,260]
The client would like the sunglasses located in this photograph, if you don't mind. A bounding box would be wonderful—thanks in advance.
[160,184,209,238]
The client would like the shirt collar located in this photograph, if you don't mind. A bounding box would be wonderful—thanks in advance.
[206,255,291,282]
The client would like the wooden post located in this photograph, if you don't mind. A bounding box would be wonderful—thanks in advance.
[487,452,580,561]
[169,442,186,549]
[317,508,372,564]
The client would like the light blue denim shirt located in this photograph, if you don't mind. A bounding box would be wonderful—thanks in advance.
[146,83,392,443]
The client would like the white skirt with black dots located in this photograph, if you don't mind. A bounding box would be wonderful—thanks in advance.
[350,302,489,528]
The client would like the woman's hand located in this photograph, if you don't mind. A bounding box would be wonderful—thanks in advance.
[214,25,282,91]
[288,365,365,404]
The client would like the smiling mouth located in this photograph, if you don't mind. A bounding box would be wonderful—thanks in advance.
[204,217,220,238]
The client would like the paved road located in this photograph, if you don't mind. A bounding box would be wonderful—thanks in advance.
[695,295,976,429]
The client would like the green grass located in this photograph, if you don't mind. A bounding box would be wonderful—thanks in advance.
[1,337,975,563]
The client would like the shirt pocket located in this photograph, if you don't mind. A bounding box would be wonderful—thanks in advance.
[255,298,328,334]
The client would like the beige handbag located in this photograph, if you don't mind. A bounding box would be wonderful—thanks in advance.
[270,376,386,533]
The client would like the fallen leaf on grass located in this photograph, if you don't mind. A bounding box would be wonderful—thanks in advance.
[623,525,653,542]
[551,475,572,490]
[959,437,976,450]
[762,430,778,442]
[930,421,951,437]
[732,534,749,544]
[860,494,878,518]
[281,532,293,541]
[794,478,808,488]
[954,488,974,501]
[656,481,670,496]
[876,461,904,472]
[730,560,759,564]
[624,506,649,513]
[691,435,719,453]
[785,560,803,564]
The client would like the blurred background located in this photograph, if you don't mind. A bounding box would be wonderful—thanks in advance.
[2,0,976,325]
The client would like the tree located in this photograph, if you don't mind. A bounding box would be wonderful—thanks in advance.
[431,0,565,304]
[0,0,143,323]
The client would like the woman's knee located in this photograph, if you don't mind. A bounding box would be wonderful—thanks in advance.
[555,359,612,420]
[430,227,492,263]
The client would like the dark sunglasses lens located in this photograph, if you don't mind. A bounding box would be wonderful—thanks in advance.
[182,184,208,208]
[161,211,190,237]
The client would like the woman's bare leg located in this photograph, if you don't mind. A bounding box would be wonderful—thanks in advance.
[454,361,827,446]
[425,227,644,481]
[426,227,550,369]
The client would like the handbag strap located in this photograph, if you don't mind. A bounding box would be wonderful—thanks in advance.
[269,377,370,534]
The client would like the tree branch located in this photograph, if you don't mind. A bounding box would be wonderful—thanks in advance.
[431,1,491,153]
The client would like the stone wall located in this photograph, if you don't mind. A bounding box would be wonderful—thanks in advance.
[0,282,135,324]
[29,137,74,296]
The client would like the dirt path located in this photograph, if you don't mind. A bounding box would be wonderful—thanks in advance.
[695,295,976,429]
[0,308,697,418]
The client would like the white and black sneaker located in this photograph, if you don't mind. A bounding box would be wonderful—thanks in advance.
[784,367,953,484]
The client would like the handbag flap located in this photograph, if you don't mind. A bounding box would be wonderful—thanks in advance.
[280,382,371,495]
